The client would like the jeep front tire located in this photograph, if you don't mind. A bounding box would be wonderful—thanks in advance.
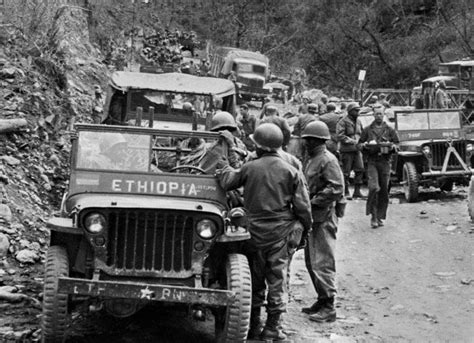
[403,161,419,202]
[42,246,69,343]
[215,253,252,342]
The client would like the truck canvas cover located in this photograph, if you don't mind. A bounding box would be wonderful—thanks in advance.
[110,72,236,98]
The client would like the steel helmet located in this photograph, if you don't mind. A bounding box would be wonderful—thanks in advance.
[210,111,237,131]
[250,123,283,151]
[301,121,330,140]
[346,102,361,113]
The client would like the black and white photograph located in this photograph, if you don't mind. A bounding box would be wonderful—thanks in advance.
[0,0,473,342]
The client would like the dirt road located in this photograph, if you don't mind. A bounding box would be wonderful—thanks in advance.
[285,186,474,343]
[1,187,473,342]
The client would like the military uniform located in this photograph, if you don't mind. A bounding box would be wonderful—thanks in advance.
[336,114,364,195]
[217,153,312,315]
[319,111,342,155]
[198,134,247,174]
[303,144,344,318]
[292,113,317,137]
[359,121,399,224]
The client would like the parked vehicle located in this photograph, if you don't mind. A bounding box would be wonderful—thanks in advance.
[102,72,237,131]
[41,123,252,342]
[208,46,270,106]
[391,109,473,202]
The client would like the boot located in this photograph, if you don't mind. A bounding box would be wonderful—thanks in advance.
[309,297,336,323]
[247,307,263,340]
[302,299,324,314]
[352,184,365,199]
[370,215,378,229]
[260,312,287,341]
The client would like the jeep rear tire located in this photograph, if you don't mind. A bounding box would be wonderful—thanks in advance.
[403,162,419,202]
[468,177,474,221]
[42,246,69,343]
[215,253,251,342]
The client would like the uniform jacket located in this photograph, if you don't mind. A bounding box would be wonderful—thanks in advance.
[320,111,342,153]
[336,114,363,152]
[359,121,400,161]
[304,145,344,223]
[217,153,312,247]
[199,135,246,174]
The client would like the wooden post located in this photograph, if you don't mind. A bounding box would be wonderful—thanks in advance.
[136,107,143,126]
[148,107,154,128]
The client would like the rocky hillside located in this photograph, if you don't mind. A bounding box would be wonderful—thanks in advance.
[0,5,108,340]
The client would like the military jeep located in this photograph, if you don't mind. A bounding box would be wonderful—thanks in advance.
[392,109,473,202]
[41,124,251,342]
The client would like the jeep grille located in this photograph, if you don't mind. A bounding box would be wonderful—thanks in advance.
[430,141,466,169]
[106,210,195,272]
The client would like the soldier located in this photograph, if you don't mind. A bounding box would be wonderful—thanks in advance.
[237,103,256,151]
[260,105,292,148]
[293,103,319,137]
[319,102,342,156]
[217,123,312,340]
[434,81,449,109]
[91,85,105,124]
[198,111,247,174]
[318,94,328,115]
[300,121,344,323]
[359,107,399,228]
[336,102,365,199]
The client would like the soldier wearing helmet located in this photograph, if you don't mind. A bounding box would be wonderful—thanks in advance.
[198,111,247,174]
[217,122,312,341]
[260,105,292,148]
[293,103,319,137]
[336,102,365,199]
[319,103,342,156]
[318,94,329,115]
[300,121,344,324]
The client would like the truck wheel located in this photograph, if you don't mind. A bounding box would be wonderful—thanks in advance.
[42,246,69,343]
[468,177,474,221]
[215,253,252,342]
[403,162,419,202]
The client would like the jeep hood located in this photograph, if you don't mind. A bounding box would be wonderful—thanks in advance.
[64,193,224,217]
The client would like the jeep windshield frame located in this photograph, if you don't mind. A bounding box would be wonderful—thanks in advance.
[394,109,464,141]
[73,124,221,174]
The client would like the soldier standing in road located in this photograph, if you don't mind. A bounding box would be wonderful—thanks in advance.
[319,102,342,156]
[217,123,312,341]
[300,121,344,323]
[434,81,449,109]
[237,103,256,151]
[359,107,399,228]
[260,105,292,148]
[336,102,365,199]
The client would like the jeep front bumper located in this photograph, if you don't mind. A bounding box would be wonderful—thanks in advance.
[58,277,235,306]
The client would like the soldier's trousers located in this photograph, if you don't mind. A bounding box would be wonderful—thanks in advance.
[304,212,337,300]
[341,151,364,189]
[366,159,391,219]
[247,239,290,314]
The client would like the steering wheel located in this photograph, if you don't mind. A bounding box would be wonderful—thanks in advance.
[169,165,207,174]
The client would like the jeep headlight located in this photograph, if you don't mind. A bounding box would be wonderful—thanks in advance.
[84,213,106,234]
[422,146,431,154]
[196,219,217,239]
[467,143,473,152]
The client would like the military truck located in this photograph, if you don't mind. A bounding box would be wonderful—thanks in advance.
[208,46,271,106]
[101,72,238,130]
[41,124,252,342]
[392,109,473,202]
